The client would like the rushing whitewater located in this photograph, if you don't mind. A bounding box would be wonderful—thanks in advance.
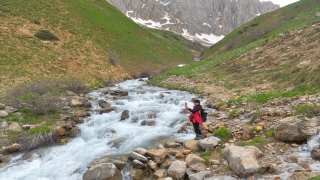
[0,79,197,180]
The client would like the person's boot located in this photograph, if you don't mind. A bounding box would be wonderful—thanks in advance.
[194,135,201,140]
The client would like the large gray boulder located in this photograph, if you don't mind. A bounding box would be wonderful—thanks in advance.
[130,152,148,163]
[83,163,122,180]
[189,171,211,180]
[147,149,167,164]
[205,176,237,180]
[198,136,220,150]
[0,110,8,118]
[168,160,187,179]
[5,106,18,113]
[274,116,316,142]
[222,145,266,178]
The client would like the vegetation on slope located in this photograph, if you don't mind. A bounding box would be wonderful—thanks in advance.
[152,0,320,102]
[0,0,197,89]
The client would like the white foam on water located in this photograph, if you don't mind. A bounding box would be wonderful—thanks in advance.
[0,79,197,180]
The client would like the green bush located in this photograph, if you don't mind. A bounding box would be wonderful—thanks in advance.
[239,137,266,149]
[212,127,232,142]
[310,176,320,180]
[226,165,232,171]
[294,105,320,118]
[34,30,59,41]
[266,127,275,137]
[29,126,53,135]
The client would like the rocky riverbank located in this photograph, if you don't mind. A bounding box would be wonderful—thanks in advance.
[81,91,320,180]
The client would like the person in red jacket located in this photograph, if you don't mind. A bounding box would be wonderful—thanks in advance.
[185,100,203,140]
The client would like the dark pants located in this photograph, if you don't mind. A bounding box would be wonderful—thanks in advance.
[193,122,201,135]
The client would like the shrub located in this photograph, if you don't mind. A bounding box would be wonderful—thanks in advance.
[29,126,53,135]
[266,127,275,137]
[108,52,119,66]
[294,105,320,118]
[34,30,59,41]
[238,137,266,149]
[200,150,212,158]
[226,165,232,171]
[212,127,232,142]
[310,176,320,180]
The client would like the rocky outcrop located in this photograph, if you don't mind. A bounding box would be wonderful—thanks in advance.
[222,145,266,178]
[120,110,130,120]
[274,116,316,142]
[107,0,279,45]
[83,163,122,180]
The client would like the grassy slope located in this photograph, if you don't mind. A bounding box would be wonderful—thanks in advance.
[152,0,320,101]
[0,0,194,88]
[203,0,320,59]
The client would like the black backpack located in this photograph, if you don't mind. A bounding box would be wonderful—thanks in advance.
[201,109,207,122]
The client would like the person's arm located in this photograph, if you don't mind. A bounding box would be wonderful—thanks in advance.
[188,106,202,113]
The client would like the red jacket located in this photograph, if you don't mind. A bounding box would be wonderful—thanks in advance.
[188,105,203,126]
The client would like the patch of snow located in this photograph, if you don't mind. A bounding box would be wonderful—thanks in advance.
[142,4,146,8]
[159,1,171,6]
[219,25,222,28]
[203,23,211,27]
[195,33,224,46]
[126,11,134,17]
[162,12,174,25]
[256,13,261,16]
[131,17,162,29]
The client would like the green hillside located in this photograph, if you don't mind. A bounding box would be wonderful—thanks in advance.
[0,0,195,88]
[152,0,320,102]
[204,0,320,59]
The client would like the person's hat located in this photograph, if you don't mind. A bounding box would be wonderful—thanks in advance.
[193,99,200,103]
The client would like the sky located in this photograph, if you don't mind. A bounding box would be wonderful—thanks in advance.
[260,0,300,7]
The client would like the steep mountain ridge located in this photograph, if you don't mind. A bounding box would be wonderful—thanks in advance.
[108,0,279,46]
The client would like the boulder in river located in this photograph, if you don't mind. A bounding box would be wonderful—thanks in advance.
[110,90,129,96]
[132,160,145,169]
[98,100,111,108]
[141,120,156,126]
[198,136,220,150]
[129,168,144,180]
[147,160,158,171]
[222,145,266,178]
[112,160,126,170]
[311,148,320,160]
[164,142,181,148]
[168,160,187,179]
[83,163,122,180]
[274,116,316,142]
[96,107,115,114]
[130,152,148,163]
[134,148,147,155]
[120,110,129,120]
[147,148,167,164]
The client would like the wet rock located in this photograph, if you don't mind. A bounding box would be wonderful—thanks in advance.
[147,112,157,118]
[164,142,181,148]
[141,120,156,126]
[120,110,129,120]
[129,168,144,180]
[185,154,205,167]
[154,169,165,178]
[110,90,129,96]
[274,116,316,142]
[0,110,8,118]
[98,100,111,108]
[4,143,20,153]
[311,148,320,160]
[189,171,211,180]
[130,152,148,163]
[5,106,18,113]
[205,176,237,180]
[96,107,115,114]
[132,160,145,169]
[112,160,126,170]
[222,145,266,178]
[134,148,147,155]
[8,122,22,132]
[0,121,8,129]
[168,160,187,179]
[185,140,201,151]
[189,163,207,171]
[157,144,165,149]
[83,163,122,180]
[198,136,220,150]
[147,160,158,171]
[147,149,167,164]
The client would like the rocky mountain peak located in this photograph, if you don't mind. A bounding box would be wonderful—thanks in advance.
[107,0,279,46]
